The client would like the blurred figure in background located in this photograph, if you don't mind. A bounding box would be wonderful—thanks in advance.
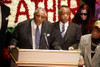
[0,0,10,67]
[52,5,81,50]
[72,4,95,35]
[95,0,100,20]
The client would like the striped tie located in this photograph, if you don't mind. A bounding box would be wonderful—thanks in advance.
[61,24,65,37]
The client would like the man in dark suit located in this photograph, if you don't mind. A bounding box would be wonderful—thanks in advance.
[9,7,53,49]
[0,0,10,66]
[52,5,82,50]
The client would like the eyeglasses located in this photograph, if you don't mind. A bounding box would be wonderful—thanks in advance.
[35,14,46,19]
[80,13,88,16]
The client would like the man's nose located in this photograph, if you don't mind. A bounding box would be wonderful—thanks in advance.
[38,16,42,20]
[64,14,68,17]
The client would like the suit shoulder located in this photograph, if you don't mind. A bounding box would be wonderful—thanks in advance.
[70,22,79,26]
[52,21,59,25]
[2,4,10,16]
[81,34,92,39]
[44,20,51,24]
[54,21,59,23]
[2,4,10,10]
[17,19,31,27]
[44,20,51,23]
[70,22,81,28]
[43,20,53,26]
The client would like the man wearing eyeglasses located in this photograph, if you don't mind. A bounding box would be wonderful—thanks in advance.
[52,5,82,50]
[9,7,53,49]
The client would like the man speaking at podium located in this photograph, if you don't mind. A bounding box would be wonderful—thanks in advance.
[9,7,53,49]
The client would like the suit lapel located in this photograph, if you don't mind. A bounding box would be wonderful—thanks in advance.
[41,21,47,35]
[55,21,62,39]
[27,19,32,48]
[39,21,47,48]
[87,36,92,65]
[64,22,72,42]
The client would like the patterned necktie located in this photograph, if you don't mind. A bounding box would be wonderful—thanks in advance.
[35,26,40,49]
[61,24,65,37]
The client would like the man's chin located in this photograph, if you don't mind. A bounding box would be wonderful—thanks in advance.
[63,21,68,23]
[36,22,41,24]
[92,36,99,39]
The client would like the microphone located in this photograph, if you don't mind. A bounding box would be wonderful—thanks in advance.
[52,42,62,50]
[44,33,49,49]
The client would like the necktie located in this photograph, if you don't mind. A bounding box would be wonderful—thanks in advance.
[35,26,40,49]
[61,24,65,37]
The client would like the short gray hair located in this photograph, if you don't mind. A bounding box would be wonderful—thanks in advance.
[34,7,47,17]
[58,5,70,13]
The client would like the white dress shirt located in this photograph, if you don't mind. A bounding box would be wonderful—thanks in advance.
[0,6,2,30]
[31,20,42,49]
[59,21,69,37]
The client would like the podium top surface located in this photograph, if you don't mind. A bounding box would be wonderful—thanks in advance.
[13,49,80,66]
[18,49,80,54]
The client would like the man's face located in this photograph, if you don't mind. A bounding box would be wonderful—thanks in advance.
[92,28,100,39]
[34,10,46,25]
[59,7,70,23]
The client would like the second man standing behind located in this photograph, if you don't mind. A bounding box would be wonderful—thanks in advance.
[52,5,82,50]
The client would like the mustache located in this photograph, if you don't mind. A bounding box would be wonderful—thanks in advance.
[63,17,69,20]
[36,20,41,22]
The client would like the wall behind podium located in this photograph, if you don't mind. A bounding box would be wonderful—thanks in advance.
[4,0,80,27]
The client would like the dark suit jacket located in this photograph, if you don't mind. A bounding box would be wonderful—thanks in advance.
[0,4,10,50]
[10,19,53,49]
[52,21,82,50]
[0,4,10,67]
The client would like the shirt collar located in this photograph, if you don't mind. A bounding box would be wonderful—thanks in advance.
[33,19,42,29]
[60,21,69,27]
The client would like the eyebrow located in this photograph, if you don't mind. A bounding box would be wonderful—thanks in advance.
[60,12,70,13]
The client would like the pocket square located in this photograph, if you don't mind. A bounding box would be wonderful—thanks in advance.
[47,34,50,37]
[5,17,9,20]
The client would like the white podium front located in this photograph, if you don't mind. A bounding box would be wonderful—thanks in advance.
[10,48,80,67]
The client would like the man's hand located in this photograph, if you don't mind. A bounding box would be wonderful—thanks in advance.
[78,59,85,66]
[8,45,16,49]
[68,46,74,50]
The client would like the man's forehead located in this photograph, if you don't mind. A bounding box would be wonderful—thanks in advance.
[35,10,45,16]
[60,7,70,12]
[60,10,70,13]
[61,7,70,10]
[37,10,45,13]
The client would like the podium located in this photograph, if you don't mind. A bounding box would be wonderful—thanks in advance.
[9,48,80,67]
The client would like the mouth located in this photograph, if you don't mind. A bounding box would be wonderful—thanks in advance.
[36,20,40,22]
[63,18,68,21]
[92,34,98,38]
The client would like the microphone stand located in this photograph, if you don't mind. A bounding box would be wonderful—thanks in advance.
[44,33,49,49]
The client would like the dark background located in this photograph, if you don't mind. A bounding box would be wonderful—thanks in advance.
[81,0,96,17]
